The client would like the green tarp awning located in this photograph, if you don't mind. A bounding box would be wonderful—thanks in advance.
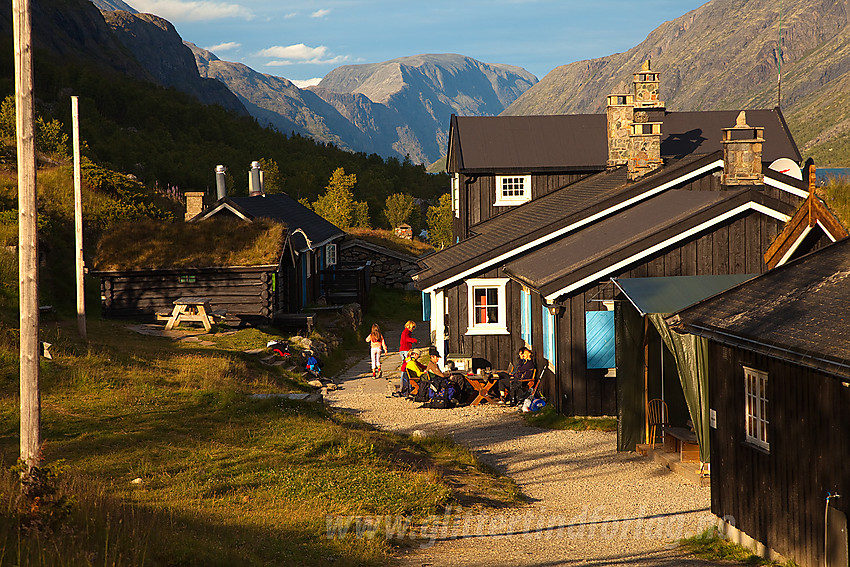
[613,274,757,464]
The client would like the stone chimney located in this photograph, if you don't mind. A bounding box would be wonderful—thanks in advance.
[722,111,764,186]
[606,92,634,168]
[184,191,205,221]
[633,60,664,108]
[627,109,663,180]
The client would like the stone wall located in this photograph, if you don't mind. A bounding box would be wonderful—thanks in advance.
[340,240,419,290]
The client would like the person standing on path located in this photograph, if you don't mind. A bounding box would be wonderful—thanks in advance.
[366,323,387,378]
[399,320,418,368]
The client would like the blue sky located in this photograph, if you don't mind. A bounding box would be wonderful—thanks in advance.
[127,0,708,87]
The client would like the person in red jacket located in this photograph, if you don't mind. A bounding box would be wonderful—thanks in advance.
[399,320,418,369]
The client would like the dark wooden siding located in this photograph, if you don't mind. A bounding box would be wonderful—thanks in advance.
[454,172,592,241]
[98,266,280,322]
[709,342,850,567]
[546,208,786,416]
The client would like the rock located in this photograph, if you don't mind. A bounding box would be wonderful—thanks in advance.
[308,379,323,388]
[130,477,143,485]
[412,430,428,439]
[325,383,339,391]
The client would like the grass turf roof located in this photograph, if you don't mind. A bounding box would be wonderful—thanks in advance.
[93,218,287,271]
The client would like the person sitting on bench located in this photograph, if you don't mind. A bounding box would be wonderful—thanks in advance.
[498,347,536,406]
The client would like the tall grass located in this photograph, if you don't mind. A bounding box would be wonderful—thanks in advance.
[0,319,517,565]
[817,180,850,229]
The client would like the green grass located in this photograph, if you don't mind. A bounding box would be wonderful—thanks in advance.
[346,228,434,257]
[0,317,518,565]
[365,288,423,324]
[522,404,618,431]
[818,181,850,230]
[679,527,799,566]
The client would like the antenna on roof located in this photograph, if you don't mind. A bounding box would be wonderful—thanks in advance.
[778,0,782,108]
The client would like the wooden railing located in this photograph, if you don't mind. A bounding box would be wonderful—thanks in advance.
[318,261,370,310]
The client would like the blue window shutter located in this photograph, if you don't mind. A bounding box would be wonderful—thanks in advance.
[521,290,531,345]
[586,311,615,369]
[541,305,550,361]
[422,291,431,322]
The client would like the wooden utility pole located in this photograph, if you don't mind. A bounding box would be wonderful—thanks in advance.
[14,0,41,473]
[72,96,86,339]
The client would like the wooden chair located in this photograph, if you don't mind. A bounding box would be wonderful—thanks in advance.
[647,398,669,447]
[405,366,423,397]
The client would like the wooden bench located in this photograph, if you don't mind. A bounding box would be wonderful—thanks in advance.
[663,426,700,463]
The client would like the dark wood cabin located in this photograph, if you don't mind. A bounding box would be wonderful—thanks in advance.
[419,61,829,420]
[97,265,284,324]
[92,219,299,325]
[671,237,850,567]
[192,192,346,311]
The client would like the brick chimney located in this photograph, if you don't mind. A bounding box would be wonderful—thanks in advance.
[722,111,764,186]
[627,110,663,180]
[184,191,204,221]
[606,92,634,168]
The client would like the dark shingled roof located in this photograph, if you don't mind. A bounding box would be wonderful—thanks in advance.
[503,188,794,298]
[449,108,801,172]
[671,237,850,379]
[201,193,345,253]
[416,152,723,289]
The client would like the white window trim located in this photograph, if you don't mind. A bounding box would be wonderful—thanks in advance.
[325,243,337,267]
[494,174,531,206]
[452,173,460,218]
[744,366,769,451]
[465,278,509,335]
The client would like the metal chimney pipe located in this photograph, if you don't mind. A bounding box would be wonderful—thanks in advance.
[215,164,226,200]
[249,161,262,196]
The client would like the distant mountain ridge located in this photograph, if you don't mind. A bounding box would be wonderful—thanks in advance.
[192,51,537,165]
[502,0,850,165]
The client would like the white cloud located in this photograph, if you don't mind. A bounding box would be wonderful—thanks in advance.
[257,43,349,65]
[284,12,297,18]
[130,0,252,22]
[290,78,323,88]
[310,8,331,18]
[205,41,240,52]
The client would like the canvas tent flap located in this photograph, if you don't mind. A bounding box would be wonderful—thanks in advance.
[613,274,755,464]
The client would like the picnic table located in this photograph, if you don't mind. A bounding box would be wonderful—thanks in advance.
[163,297,222,332]
[462,370,502,406]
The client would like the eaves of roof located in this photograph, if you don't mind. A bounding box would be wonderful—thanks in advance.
[668,236,850,379]
[415,152,724,291]
[503,188,795,300]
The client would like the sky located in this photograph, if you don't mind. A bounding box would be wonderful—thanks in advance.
[126,0,709,87]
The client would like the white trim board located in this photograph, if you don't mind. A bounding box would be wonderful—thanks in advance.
[763,176,809,199]
[199,202,250,221]
[422,160,725,293]
[543,201,792,301]
[775,220,839,267]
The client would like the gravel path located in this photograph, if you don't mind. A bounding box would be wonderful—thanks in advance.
[325,344,719,566]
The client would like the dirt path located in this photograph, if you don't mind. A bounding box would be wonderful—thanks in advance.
[325,325,719,566]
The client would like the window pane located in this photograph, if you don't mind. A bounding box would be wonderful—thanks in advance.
[486,307,499,324]
[474,289,487,306]
[486,288,498,305]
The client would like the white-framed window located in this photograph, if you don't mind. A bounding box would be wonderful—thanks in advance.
[495,174,531,206]
[452,173,460,218]
[325,243,337,267]
[465,278,509,335]
[744,366,769,451]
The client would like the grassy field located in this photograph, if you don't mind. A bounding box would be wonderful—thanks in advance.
[0,304,518,565]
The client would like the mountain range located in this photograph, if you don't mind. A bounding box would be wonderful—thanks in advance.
[503,0,850,166]
[189,48,537,165]
[6,0,850,169]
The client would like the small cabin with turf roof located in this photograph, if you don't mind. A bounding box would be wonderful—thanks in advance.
[92,218,300,325]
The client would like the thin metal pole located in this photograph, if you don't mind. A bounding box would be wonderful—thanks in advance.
[13,0,41,473]
[72,96,86,339]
